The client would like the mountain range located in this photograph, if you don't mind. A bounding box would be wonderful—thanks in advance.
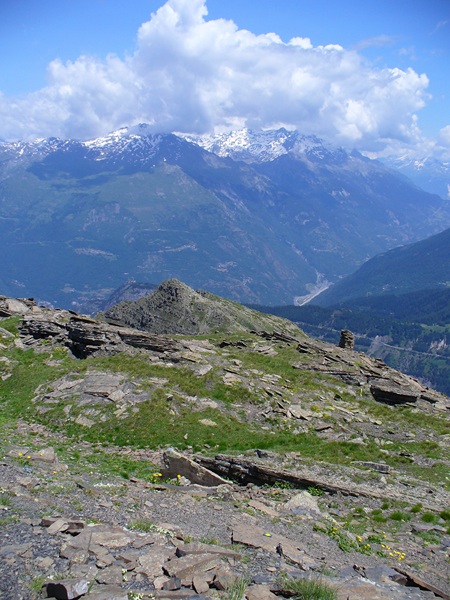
[381,153,449,200]
[1,125,449,312]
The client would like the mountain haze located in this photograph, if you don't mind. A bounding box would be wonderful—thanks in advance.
[314,226,450,306]
[1,125,449,311]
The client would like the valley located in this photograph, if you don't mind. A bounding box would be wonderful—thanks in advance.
[1,127,449,312]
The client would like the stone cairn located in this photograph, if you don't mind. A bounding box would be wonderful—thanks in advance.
[338,329,355,350]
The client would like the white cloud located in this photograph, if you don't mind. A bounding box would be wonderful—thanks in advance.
[0,0,434,153]
[354,34,397,50]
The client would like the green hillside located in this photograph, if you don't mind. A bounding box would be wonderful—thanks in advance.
[314,227,450,307]
[253,295,450,396]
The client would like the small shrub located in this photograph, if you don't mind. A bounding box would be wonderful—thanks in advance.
[389,511,411,522]
[128,519,155,533]
[0,492,12,507]
[410,503,423,514]
[223,576,249,600]
[278,574,337,600]
[307,486,324,496]
[439,509,450,522]
[371,509,387,523]
[29,576,47,594]
[421,512,439,524]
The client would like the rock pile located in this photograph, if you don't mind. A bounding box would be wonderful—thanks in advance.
[338,329,354,350]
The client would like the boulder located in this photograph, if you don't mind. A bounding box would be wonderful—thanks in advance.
[369,380,420,404]
[163,449,229,487]
[44,578,89,600]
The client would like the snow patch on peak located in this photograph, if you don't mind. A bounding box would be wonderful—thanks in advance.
[82,125,164,162]
[180,128,337,163]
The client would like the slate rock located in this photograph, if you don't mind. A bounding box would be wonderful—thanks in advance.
[213,565,237,590]
[369,380,420,405]
[45,578,89,600]
[338,329,354,350]
[163,577,182,590]
[83,586,128,600]
[164,553,221,585]
[163,449,228,487]
[192,575,210,594]
[246,585,278,600]
[283,491,321,515]
[176,542,241,560]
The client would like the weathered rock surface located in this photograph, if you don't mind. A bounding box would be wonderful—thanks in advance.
[338,329,355,350]
[19,311,181,358]
[102,279,304,337]
[1,291,450,600]
[1,433,450,600]
[295,336,449,409]
[196,453,450,510]
[163,449,229,487]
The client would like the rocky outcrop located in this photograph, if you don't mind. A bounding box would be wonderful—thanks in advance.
[102,279,304,338]
[195,453,449,510]
[3,291,447,411]
[19,310,181,359]
[0,295,38,317]
[2,282,450,600]
[295,336,449,410]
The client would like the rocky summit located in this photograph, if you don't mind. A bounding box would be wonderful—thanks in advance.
[0,284,449,600]
[101,279,305,337]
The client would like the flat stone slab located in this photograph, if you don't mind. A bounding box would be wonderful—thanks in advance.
[247,500,279,518]
[83,586,128,600]
[246,585,278,600]
[176,542,241,560]
[164,553,221,585]
[64,524,135,551]
[163,448,229,486]
[232,524,316,570]
[137,547,176,578]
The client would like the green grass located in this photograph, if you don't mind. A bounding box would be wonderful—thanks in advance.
[222,576,249,600]
[0,492,12,507]
[389,511,412,522]
[0,348,79,421]
[421,512,440,524]
[357,398,450,436]
[440,509,450,521]
[0,316,22,335]
[278,574,337,600]
[1,328,449,491]
[128,519,155,533]
[1,344,444,478]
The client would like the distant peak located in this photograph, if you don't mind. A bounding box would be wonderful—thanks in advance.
[179,127,337,163]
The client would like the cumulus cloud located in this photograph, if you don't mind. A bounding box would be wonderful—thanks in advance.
[0,0,434,153]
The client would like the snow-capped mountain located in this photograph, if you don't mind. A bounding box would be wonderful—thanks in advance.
[82,124,166,164]
[181,127,341,164]
[381,154,450,199]
[1,125,450,312]
[0,124,169,167]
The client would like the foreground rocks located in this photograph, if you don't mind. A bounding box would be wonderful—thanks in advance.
[1,292,450,599]
[1,431,450,600]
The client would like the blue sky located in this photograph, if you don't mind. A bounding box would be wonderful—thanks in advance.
[0,0,449,159]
